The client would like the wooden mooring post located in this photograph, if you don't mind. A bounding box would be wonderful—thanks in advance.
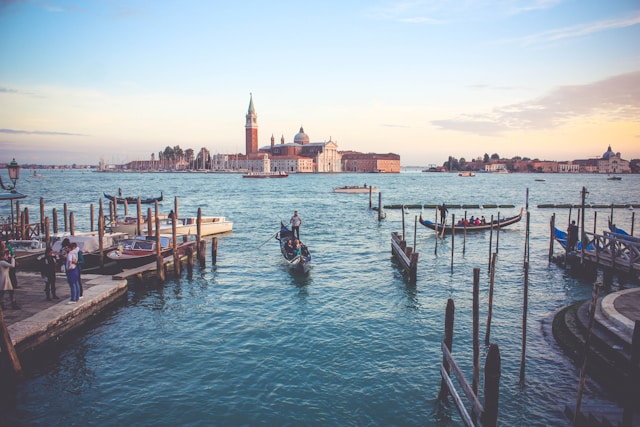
[520,261,529,383]
[437,295,501,427]
[211,237,218,265]
[0,306,22,378]
[391,231,418,283]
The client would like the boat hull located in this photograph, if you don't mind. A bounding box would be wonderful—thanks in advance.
[333,186,376,193]
[419,208,523,234]
[277,222,312,274]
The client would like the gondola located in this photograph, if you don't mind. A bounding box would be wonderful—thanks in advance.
[553,226,595,251]
[275,222,312,274]
[419,207,523,234]
[104,191,163,204]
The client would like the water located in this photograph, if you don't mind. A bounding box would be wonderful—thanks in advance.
[2,170,639,426]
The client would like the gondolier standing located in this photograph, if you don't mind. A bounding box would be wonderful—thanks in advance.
[438,203,448,225]
[290,210,302,240]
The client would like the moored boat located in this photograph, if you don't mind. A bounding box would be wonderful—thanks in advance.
[109,214,232,237]
[104,192,164,204]
[106,234,196,270]
[458,172,476,177]
[419,208,523,234]
[275,222,312,274]
[333,185,376,193]
[242,171,289,178]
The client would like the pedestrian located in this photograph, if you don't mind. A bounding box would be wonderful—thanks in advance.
[65,242,80,304]
[1,240,19,289]
[39,246,59,301]
[567,220,579,251]
[290,210,302,240]
[76,243,85,298]
[0,250,20,310]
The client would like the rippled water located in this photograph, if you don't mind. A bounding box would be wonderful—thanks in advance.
[2,170,638,426]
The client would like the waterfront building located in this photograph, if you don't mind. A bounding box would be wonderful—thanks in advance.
[341,151,401,173]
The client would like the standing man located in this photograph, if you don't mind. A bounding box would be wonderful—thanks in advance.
[290,210,302,240]
[567,220,579,251]
[438,203,448,225]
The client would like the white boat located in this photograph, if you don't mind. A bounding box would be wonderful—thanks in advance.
[333,185,377,194]
[458,172,476,177]
[110,215,233,237]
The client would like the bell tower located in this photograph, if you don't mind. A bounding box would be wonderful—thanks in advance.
[245,93,258,154]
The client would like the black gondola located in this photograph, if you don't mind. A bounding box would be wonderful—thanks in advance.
[419,207,523,234]
[275,222,312,274]
[104,191,163,204]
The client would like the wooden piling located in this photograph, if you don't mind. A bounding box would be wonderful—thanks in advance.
[450,214,455,271]
[45,217,50,247]
[90,204,94,232]
[481,344,501,427]
[186,246,194,278]
[495,212,500,254]
[0,306,23,377]
[472,267,480,398]
[463,211,467,255]
[198,239,206,265]
[378,192,383,221]
[593,211,597,234]
[631,212,635,236]
[40,197,45,232]
[174,196,179,223]
[523,211,530,265]
[197,208,203,260]
[401,206,406,241]
[53,208,58,234]
[520,261,529,383]
[155,214,164,283]
[485,253,497,345]
[369,186,372,209]
[123,199,129,216]
[488,214,494,272]
[437,298,455,400]
[136,198,142,236]
[549,214,555,261]
[69,212,75,235]
[64,203,68,232]
[147,207,153,236]
[172,207,179,276]
[211,237,218,265]
[98,210,105,269]
[434,207,438,255]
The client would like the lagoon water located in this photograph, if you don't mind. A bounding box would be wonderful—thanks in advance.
[2,170,639,426]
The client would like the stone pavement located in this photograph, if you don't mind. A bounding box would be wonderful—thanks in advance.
[2,272,127,354]
[597,286,640,344]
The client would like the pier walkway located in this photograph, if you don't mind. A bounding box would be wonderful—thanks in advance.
[3,272,127,355]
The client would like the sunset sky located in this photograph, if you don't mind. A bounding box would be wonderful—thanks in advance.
[1,0,639,166]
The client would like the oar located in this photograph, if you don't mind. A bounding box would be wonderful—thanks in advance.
[440,216,447,239]
[258,230,280,249]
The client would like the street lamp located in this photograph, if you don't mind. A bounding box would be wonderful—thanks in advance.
[1,158,21,191]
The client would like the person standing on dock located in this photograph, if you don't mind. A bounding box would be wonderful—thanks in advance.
[0,250,20,309]
[567,220,579,251]
[290,210,302,240]
[438,203,448,224]
[65,242,80,304]
[39,246,59,301]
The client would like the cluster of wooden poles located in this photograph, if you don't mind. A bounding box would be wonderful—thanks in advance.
[8,196,217,281]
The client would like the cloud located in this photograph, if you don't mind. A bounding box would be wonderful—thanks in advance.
[432,71,640,136]
[516,12,640,46]
[0,129,87,136]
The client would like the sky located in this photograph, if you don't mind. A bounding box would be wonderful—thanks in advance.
[1,0,639,166]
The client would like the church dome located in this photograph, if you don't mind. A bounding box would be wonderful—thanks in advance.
[602,145,615,160]
[294,126,309,145]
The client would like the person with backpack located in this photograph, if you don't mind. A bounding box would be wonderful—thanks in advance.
[39,246,59,301]
[75,243,85,299]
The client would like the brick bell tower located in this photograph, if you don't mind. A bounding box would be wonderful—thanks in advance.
[245,93,258,154]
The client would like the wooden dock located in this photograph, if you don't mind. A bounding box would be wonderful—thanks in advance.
[391,231,418,283]
[577,231,640,278]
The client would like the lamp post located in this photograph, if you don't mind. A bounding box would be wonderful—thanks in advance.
[1,158,21,191]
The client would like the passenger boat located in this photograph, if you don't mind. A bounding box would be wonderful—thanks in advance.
[106,234,195,270]
[333,185,376,193]
[275,222,312,274]
[109,214,232,237]
[458,172,476,177]
[103,192,164,204]
[50,232,130,272]
[8,238,47,271]
[607,176,622,181]
[419,208,523,234]
[242,171,289,178]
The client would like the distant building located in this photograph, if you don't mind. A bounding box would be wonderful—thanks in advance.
[572,145,630,174]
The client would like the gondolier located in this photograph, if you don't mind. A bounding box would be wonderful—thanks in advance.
[438,203,448,224]
[290,210,302,239]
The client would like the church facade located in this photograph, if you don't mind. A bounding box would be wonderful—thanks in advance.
[243,95,399,173]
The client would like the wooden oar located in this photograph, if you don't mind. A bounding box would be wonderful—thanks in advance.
[258,230,280,249]
[440,216,447,239]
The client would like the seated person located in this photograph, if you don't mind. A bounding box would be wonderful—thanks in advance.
[285,239,295,259]
[294,239,302,256]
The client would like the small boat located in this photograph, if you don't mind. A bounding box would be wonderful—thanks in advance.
[607,176,622,181]
[535,179,546,182]
[553,226,596,251]
[275,222,312,274]
[419,208,523,234]
[242,171,289,178]
[104,192,164,204]
[31,170,46,178]
[458,172,476,177]
[333,185,376,193]
[109,214,233,237]
[106,234,195,270]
